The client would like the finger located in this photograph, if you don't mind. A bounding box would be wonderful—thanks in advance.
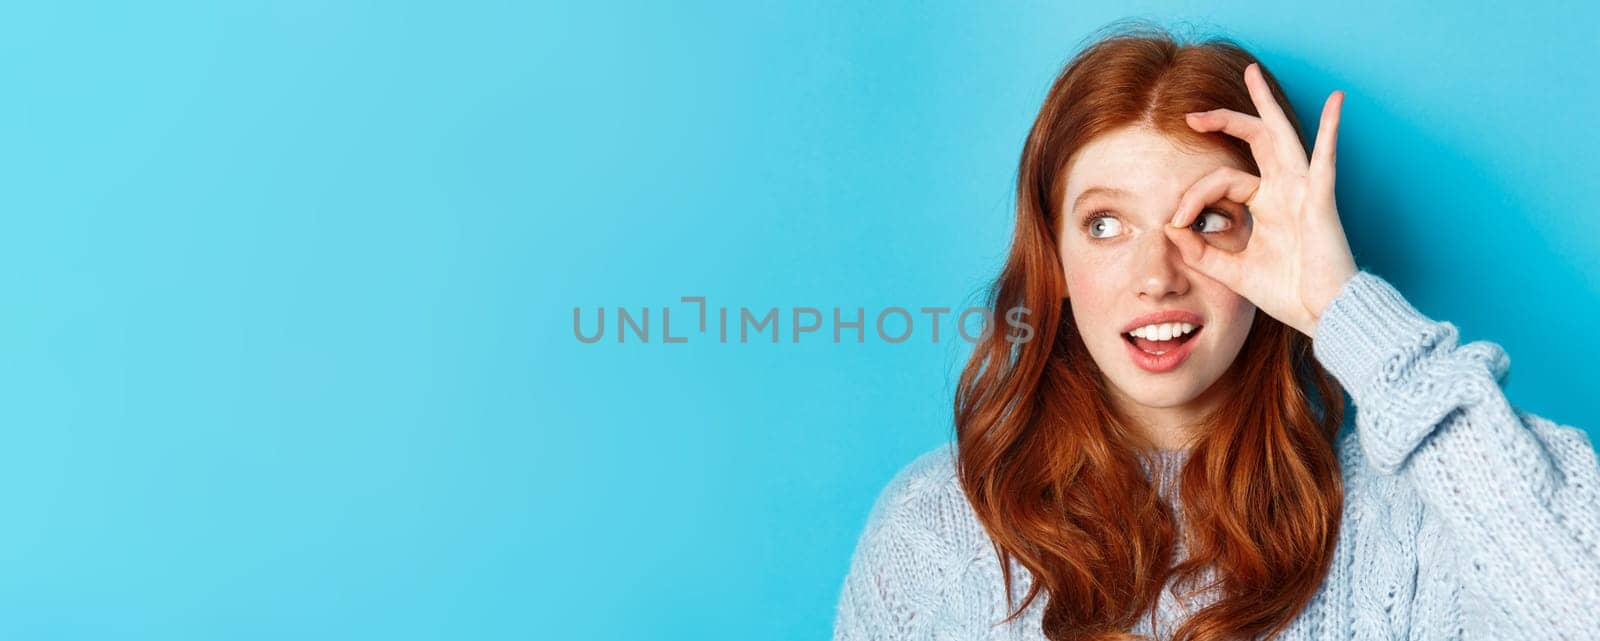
[1164,224,1247,290]
[1244,62,1308,166]
[1309,90,1344,192]
[1185,109,1280,177]
[1169,165,1261,228]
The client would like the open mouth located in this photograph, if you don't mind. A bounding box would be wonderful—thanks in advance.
[1123,325,1202,355]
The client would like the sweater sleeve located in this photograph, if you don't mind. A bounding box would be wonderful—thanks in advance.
[832,448,964,641]
[1312,270,1600,639]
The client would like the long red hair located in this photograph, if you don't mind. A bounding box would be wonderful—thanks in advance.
[954,23,1347,641]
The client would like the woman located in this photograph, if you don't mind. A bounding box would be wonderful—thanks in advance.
[831,24,1600,641]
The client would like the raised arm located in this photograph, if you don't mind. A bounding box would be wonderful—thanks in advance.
[1313,269,1600,638]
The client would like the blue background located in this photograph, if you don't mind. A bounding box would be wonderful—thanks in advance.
[2,2,1596,639]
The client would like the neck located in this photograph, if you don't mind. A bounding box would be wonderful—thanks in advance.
[1105,375,1231,451]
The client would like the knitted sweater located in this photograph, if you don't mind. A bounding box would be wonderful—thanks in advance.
[831,270,1600,640]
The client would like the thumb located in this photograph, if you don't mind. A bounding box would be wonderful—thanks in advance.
[1163,225,1245,289]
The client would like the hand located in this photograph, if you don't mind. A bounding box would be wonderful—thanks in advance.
[1162,62,1359,340]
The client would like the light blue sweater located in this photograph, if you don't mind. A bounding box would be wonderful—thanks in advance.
[832,270,1600,640]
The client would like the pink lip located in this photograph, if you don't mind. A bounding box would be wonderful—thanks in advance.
[1119,309,1204,335]
[1124,326,1202,373]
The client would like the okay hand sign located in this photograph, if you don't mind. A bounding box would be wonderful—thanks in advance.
[1162,62,1358,340]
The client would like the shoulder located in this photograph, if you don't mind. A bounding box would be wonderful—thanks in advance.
[880,443,961,506]
[835,445,1013,636]
[855,442,988,558]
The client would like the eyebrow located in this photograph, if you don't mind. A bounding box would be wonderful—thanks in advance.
[1071,186,1131,213]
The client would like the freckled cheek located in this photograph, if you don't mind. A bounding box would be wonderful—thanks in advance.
[1062,247,1131,285]
[1060,253,1123,327]
[1198,292,1257,340]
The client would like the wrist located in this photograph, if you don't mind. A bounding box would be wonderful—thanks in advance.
[1307,266,1360,339]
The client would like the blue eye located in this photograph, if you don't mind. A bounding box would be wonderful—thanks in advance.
[1191,209,1235,234]
[1080,209,1233,239]
[1083,214,1122,239]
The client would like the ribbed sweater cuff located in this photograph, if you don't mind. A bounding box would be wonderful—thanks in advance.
[1311,270,1439,403]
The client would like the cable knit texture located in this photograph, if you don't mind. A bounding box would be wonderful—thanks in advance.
[831,270,1600,640]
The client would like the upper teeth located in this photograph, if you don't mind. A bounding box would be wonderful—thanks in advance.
[1129,322,1197,341]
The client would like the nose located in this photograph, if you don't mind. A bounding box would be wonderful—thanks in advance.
[1133,229,1190,300]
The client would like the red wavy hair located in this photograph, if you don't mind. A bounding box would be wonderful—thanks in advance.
[953,23,1347,641]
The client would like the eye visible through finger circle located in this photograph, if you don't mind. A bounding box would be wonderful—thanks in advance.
[1190,208,1235,234]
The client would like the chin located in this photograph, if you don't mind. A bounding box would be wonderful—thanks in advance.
[1121,385,1202,409]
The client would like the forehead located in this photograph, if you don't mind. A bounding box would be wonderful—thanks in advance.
[1062,126,1242,207]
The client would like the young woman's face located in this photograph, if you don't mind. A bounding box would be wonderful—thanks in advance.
[1057,125,1257,437]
